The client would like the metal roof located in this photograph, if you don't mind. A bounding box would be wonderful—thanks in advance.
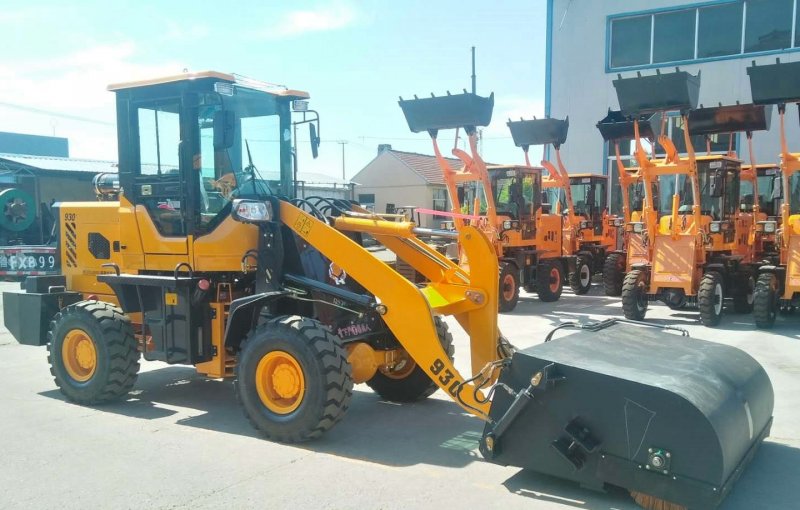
[107,70,310,99]
[0,153,118,174]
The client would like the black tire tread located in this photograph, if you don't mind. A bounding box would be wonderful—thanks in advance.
[603,252,625,297]
[569,254,592,295]
[236,315,353,443]
[536,259,563,303]
[498,263,520,313]
[698,271,724,327]
[366,317,454,402]
[47,300,139,404]
[754,273,778,329]
[621,269,647,320]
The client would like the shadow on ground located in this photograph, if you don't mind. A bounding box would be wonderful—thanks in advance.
[40,368,483,469]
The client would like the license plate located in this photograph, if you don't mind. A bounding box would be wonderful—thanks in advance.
[0,247,58,275]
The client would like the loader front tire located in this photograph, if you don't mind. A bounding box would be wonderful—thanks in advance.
[602,252,625,296]
[754,273,779,329]
[698,271,724,327]
[367,317,454,402]
[498,263,520,312]
[569,254,592,295]
[236,316,353,443]
[621,269,648,320]
[536,260,563,302]
[47,300,139,405]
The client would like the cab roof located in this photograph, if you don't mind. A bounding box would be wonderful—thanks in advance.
[107,70,310,99]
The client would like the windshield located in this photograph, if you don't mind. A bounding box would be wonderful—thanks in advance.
[197,88,284,228]
[658,174,694,216]
[569,177,606,220]
[756,169,780,216]
[492,170,539,219]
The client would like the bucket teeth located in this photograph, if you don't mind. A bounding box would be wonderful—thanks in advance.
[612,70,700,115]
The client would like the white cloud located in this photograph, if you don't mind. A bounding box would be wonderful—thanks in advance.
[0,42,184,160]
[257,1,358,39]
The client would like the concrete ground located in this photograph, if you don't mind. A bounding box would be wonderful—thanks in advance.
[0,280,798,510]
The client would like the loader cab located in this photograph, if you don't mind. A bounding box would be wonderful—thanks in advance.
[488,166,541,240]
[741,165,781,219]
[696,157,740,244]
[569,174,607,236]
[109,71,309,271]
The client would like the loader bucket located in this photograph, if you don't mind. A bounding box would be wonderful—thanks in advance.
[398,92,494,133]
[747,59,800,105]
[613,70,700,116]
[596,110,662,141]
[507,118,568,148]
[480,322,774,509]
[688,103,771,136]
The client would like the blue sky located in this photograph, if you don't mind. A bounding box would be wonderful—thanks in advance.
[0,0,547,181]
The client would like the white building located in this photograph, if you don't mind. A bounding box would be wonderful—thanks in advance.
[547,0,800,209]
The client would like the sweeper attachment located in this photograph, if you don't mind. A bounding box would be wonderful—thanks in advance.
[398,91,571,311]
[480,320,774,510]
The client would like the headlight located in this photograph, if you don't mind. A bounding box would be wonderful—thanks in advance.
[709,222,721,233]
[632,222,644,233]
[580,221,589,229]
[615,218,625,227]
[764,221,777,233]
[502,220,512,230]
[232,199,272,223]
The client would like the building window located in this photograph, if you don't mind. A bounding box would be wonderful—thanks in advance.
[608,0,800,70]
[698,2,744,58]
[744,0,793,53]
[432,188,448,218]
[610,16,651,68]
[653,10,696,63]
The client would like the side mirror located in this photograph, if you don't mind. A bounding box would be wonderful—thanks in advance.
[309,123,320,159]
[772,175,783,200]
[213,110,236,149]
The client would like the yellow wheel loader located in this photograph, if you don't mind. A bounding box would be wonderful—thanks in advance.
[748,60,800,326]
[1,71,774,510]
[597,110,661,296]
[507,118,624,295]
[613,70,770,326]
[398,92,570,312]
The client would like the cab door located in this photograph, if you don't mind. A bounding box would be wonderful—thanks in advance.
[519,169,540,240]
[130,100,191,269]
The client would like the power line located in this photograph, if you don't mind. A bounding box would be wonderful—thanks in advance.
[0,101,114,126]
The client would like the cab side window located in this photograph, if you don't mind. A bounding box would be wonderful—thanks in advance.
[136,103,185,236]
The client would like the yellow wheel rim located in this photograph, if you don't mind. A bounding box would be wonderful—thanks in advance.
[62,329,97,382]
[502,273,516,302]
[255,351,306,414]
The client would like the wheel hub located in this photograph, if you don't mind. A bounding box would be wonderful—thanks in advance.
[271,364,301,399]
[255,351,306,414]
[62,329,97,382]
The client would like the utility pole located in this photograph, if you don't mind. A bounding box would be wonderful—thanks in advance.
[471,46,476,94]
[337,140,348,180]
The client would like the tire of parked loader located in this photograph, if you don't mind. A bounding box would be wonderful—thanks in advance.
[602,252,625,297]
[367,317,454,402]
[754,273,779,329]
[698,271,724,327]
[236,315,353,443]
[569,254,593,295]
[47,300,140,405]
[498,263,520,313]
[536,259,564,303]
[621,269,648,320]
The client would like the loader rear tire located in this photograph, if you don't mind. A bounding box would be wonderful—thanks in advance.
[498,263,520,313]
[631,491,687,510]
[602,252,625,296]
[47,300,139,405]
[367,317,454,402]
[698,271,724,327]
[732,274,755,314]
[569,255,592,295]
[754,273,779,329]
[536,260,563,303]
[236,315,353,443]
[621,269,648,320]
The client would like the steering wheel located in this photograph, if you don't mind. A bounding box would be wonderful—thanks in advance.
[212,173,238,200]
